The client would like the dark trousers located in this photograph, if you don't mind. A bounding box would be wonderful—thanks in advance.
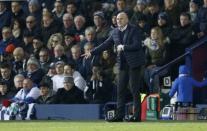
[117,66,142,119]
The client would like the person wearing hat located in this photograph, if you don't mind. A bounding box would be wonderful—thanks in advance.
[130,0,146,25]
[64,31,76,54]
[51,61,65,92]
[23,56,45,85]
[40,62,56,90]
[189,0,200,22]
[157,12,172,37]
[93,11,110,43]
[54,76,86,104]
[169,65,207,105]
[22,30,34,55]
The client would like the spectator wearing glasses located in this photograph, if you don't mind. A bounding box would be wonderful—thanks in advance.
[24,15,41,37]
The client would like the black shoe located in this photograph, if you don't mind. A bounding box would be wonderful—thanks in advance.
[124,116,141,122]
[107,116,123,122]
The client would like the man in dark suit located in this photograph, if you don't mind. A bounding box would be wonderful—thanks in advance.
[83,11,145,122]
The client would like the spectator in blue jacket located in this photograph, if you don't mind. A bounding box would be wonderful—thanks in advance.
[12,78,40,104]
[169,65,207,103]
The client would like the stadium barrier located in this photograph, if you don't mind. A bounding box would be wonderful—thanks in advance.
[35,104,103,120]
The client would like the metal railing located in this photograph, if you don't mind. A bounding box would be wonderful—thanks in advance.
[150,36,207,90]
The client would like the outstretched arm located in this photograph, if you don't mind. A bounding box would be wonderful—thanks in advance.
[82,35,113,59]
[192,78,207,87]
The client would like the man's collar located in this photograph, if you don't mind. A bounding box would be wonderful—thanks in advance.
[118,24,128,32]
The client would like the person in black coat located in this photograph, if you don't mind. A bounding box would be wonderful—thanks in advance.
[170,12,196,60]
[23,57,45,85]
[83,11,145,122]
[0,2,11,37]
[36,83,55,104]
[0,81,14,104]
[54,76,86,104]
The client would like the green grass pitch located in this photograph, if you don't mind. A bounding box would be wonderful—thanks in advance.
[0,120,207,131]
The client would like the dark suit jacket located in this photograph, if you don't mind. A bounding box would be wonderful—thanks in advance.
[91,24,145,69]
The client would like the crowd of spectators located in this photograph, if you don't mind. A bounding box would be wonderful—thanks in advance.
[0,0,206,105]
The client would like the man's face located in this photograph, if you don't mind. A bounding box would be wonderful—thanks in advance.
[64,82,74,91]
[0,2,5,12]
[2,29,12,40]
[40,87,49,96]
[43,16,53,28]
[116,13,128,28]
[11,2,21,13]
[39,51,49,62]
[66,4,76,14]
[102,50,109,60]
[180,15,190,27]
[54,2,63,13]
[0,85,7,94]
[27,64,38,73]
[74,17,84,30]
[28,3,38,13]
[116,0,125,11]
[93,16,103,27]
[33,39,42,50]
[55,64,64,74]
[23,79,33,91]
[158,18,166,26]
[63,15,73,28]
[26,16,36,29]
[14,77,24,89]
[13,52,23,62]
[54,47,64,57]
[71,48,80,60]
[64,65,73,76]
[0,68,11,79]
